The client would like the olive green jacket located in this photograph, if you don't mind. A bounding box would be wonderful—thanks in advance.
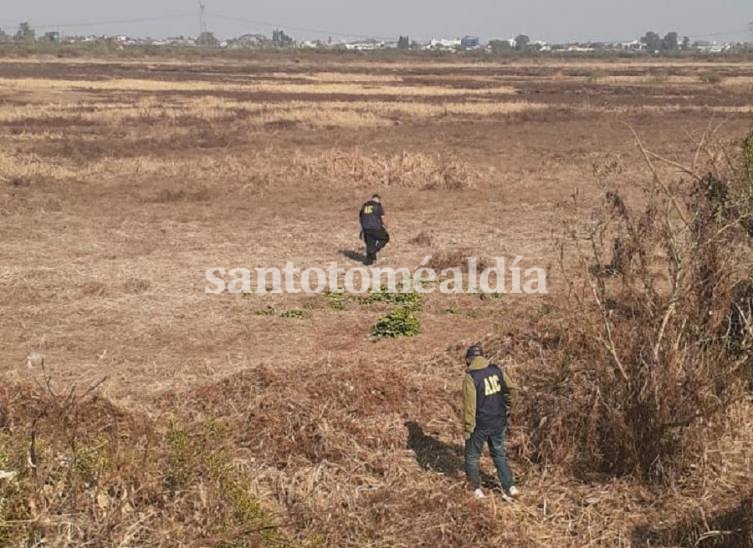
[463,357,518,439]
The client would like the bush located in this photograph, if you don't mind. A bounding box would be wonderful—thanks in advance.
[371,306,420,338]
[325,290,346,310]
[255,306,276,316]
[743,133,753,184]
[0,382,289,546]
[512,131,753,483]
[698,71,724,84]
[648,71,669,84]
[359,286,424,310]
[426,250,490,273]
[587,70,605,83]
[279,309,306,319]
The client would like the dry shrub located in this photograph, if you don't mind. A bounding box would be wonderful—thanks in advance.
[0,380,292,547]
[148,185,211,203]
[699,71,724,85]
[0,150,77,182]
[288,150,479,190]
[2,175,32,188]
[427,249,491,272]
[123,277,150,294]
[513,131,753,483]
[409,231,434,247]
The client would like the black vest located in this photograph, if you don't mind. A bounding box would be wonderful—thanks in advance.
[360,201,383,230]
[468,364,507,434]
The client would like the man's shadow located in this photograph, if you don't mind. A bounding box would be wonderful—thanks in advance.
[339,249,367,265]
[405,421,497,488]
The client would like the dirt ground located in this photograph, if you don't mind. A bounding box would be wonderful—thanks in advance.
[2,55,753,546]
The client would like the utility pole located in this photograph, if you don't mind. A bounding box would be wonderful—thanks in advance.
[198,1,208,35]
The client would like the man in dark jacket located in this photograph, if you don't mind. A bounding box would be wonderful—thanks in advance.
[463,344,520,502]
[359,194,390,266]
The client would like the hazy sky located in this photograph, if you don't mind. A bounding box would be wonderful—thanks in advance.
[1,1,751,43]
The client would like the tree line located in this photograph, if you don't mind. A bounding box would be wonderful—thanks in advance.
[0,22,743,54]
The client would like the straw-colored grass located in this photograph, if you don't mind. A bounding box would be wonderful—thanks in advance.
[0,77,516,97]
[0,95,547,128]
[0,148,482,191]
[594,74,700,85]
[273,71,404,83]
[589,104,753,114]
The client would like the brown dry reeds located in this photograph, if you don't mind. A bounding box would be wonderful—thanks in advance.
[293,150,479,190]
[0,378,293,547]
[510,129,753,484]
[0,148,479,193]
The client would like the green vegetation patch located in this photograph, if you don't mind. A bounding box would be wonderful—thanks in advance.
[371,305,420,338]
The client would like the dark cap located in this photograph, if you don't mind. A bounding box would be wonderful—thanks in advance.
[465,344,484,362]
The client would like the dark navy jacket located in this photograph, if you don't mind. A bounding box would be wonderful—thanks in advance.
[464,359,509,436]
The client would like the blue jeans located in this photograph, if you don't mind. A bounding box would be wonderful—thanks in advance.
[464,429,514,491]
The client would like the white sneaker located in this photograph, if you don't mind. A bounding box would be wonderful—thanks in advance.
[500,491,514,503]
[508,486,520,498]
[473,488,486,499]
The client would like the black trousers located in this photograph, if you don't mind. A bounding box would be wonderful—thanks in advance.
[363,228,390,264]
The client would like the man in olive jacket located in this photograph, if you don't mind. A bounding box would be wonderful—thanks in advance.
[463,344,520,501]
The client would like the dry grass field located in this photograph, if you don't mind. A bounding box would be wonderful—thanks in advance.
[1,53,753,547]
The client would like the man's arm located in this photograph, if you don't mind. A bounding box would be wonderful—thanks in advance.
[463,374,476,439]
[379,205,388,229]
[502,368,518,407]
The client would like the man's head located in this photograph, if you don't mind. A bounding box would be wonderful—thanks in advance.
[371,194,381,203]
[465,344,484,366]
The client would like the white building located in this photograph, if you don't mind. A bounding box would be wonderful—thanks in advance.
[696,42,731,53]
[620,40,644,50]
[427,38,462,51]
[344,40,386,51]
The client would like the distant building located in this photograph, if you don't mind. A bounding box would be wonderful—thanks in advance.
[461,36,480,49]
[695,41,730,53]
[621,40,644,50]
[344,40,386,51]
[428,38,462,51]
